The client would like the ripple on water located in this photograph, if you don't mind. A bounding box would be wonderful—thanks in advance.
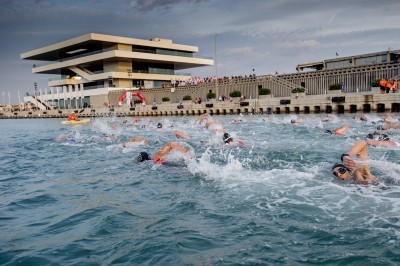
[1,116,400,264]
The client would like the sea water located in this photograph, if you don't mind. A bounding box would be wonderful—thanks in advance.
[1,114,400,265]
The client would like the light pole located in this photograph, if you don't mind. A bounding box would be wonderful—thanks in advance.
[127,69,132,90]
[214,33,218,99]
[34,82,37,110]
[34,82,37,98]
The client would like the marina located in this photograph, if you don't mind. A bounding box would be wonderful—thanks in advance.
[2,34,399,118]
[2,1,400,265]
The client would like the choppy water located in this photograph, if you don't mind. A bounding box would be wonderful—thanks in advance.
[1,114,400,265]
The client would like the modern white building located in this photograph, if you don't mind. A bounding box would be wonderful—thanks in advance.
[21,33,214,109]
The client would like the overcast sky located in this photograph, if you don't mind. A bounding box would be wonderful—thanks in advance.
[1,0,400,104]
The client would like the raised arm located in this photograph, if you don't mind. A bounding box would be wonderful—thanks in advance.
[342,140,368,169]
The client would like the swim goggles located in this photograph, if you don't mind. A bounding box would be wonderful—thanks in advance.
[332,167,347,177]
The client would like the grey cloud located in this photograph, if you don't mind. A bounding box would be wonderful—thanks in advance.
[122,0,210,12]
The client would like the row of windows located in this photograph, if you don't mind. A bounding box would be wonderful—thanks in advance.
[325,55,388,70]
[132,45,193,58]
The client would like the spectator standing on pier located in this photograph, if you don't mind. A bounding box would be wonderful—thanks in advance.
[386,80,392,94]
[379,79,388,94]
[391,79,398,93]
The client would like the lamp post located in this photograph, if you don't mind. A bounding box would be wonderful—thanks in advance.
[214,33,218,99]
[34,82,37,110]
[127,69,132,90]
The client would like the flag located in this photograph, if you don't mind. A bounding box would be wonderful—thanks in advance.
[8,91,11,105]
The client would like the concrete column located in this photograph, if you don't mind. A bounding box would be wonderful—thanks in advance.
[56,87,60,108]
[68,85,73,108]
[74,85,79,108]
[80,84,84,107]
[62,86,67,109]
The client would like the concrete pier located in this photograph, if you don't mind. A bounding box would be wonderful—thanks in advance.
[1,91,399,119]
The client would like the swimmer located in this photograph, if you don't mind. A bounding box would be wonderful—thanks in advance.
[131,119,141,125]
[55,135,75,142]
[377,121,400,130]
[359,113,368,121]
[365,132,399,147]
[324,124,349,136]
[321,114,336,122]
[157,122,162,129]
[384,113,393,123]
[290,118,301,124]
[232,118,243,123]
[332,140,376,184]
[137,141,190,164]
[205,120,224,129]
[223,133,245,146]
[174,130,190,139]
[123,136,149,147]
[198,113,210,124]
[102,133,118,141]
[213,129,226,135]
[376,124,390,131]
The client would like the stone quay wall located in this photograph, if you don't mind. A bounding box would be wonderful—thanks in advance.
[1,91,399,119]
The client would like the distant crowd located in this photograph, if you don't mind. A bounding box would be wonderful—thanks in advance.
[162,74,258,89]
[379,79,398,94]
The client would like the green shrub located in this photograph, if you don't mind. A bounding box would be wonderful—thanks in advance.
[371,79,381,87]
[329,83,342,91]
[291,87,305,93]
[229,90,242,97]
[162,97,170,102]
[182,95,192,101]
[207,92,216,99]
[258,88,271,95]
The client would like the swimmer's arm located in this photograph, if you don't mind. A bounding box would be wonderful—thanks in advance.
[353,169,376,184]
[170,143,189,154]
[353,170,364,182]
[347,140,368,157]
[174,130,190,139]
[342,140,368,169]
[392,123,400,129]
[366,139,395,147]
[335,124,349,134]
[213,129,226,134]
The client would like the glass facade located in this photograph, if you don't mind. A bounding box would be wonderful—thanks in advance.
[156,48,192,57]
[133,62,174,75]
[326,60,352,70]
[132,46,193,57]
[355,55,387,66]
